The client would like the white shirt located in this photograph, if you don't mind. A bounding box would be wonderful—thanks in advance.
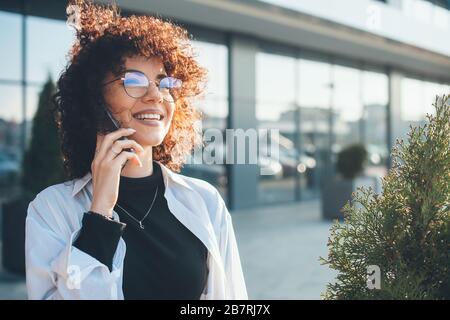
[25,161,248,300]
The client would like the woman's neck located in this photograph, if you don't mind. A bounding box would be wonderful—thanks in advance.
[120,146,154,178]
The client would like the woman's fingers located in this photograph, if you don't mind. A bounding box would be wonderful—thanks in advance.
[95,134,104,153]
[113,150,143,168]
[96,128,136,160]
[105,139,144,161]
[89,129,141,217]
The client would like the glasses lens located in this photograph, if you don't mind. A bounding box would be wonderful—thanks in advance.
[123,71,149,98]
[159,77,182,102]
[159,77,182,90]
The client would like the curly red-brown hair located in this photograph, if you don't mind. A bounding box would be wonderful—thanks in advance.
[54,0,207,179]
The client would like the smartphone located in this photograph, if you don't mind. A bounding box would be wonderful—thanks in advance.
[104,107,135,167]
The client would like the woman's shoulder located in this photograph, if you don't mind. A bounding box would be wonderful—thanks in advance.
[174,172,223,201]
[172,172,229,220]
[26,179,82,233]
[31,180,76,204]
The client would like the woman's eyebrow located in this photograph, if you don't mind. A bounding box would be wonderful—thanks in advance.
[156,73,168,80]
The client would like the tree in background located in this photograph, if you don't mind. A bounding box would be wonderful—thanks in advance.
[3,76,66,274]
[321,95,449,299]
[21,76,65,198]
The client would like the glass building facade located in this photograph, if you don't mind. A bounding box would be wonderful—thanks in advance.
[0,0,449,210]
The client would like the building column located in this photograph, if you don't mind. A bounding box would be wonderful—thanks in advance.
[227,34,259,210]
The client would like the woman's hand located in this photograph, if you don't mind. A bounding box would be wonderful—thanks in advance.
[89,128,144,218]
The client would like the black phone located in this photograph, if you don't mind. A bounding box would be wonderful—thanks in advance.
[104,107,135,168]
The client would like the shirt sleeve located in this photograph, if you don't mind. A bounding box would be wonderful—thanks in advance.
[25,192,127,300]
[73,211,126,272]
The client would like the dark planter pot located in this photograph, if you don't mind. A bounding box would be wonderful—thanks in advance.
[321,177,354,220]
[321,175,381,220]
[1,196,31,275]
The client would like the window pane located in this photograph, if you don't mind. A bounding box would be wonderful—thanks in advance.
[297,58,332,198]
[401,77,431,123]
[191,40,228,127]
[362,70,389,173]
[298,59,332,109]
[0,11,22,81]
[0,85,22,195]
[333,65,363,149]
[257,52,296,204]
[0,85,23,123]
[424,81,448,106]
[181,40,228,202]
[399,77,449,148]
[334,66,389,178]
[362,71,388,107]
[27,16,73,84]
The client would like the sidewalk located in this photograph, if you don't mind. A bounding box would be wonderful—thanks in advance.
[0,199,336,300]
[232,199,336,299]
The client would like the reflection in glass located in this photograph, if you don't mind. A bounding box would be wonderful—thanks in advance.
[362,70,389,175]
[401,77,429,123]
[257,52,296,204]
[333,65,363,149]
[0,85,22,195]
[180,41,228,201]
[0,11,21,81]
[297,59,332,199]
[333,66,389,177]
[27,16,73,84]
[400,77,449,141]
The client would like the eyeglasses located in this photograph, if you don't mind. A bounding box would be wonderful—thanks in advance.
[103,69,182,102]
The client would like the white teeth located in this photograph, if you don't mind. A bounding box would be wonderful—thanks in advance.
[134,113,162,120]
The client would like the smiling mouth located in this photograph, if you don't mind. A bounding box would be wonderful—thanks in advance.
[132,113,165,121]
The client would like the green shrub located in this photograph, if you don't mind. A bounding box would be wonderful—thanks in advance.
[321,95,450,299]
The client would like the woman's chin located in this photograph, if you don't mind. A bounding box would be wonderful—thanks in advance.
[128,118,170,148]
[134,134,165,148]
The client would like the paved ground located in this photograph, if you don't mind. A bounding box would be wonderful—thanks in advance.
[233,200,336,299]
[0,199,336,300]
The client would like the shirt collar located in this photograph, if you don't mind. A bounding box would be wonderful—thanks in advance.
[71,161,193,197]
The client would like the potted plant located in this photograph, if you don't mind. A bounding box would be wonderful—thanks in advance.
[321,144,368,220]
[2,76,65,274]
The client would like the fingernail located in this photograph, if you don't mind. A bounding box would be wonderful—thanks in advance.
[128,128,136,132]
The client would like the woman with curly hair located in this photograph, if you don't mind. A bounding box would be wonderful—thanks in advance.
[25,0,247,300]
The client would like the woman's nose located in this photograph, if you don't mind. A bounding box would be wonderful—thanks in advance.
[141,82,163,103]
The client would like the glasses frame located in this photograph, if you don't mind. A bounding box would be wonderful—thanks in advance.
[103,69,181,102]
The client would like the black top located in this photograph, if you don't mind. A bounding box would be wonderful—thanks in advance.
[74,161,208,300]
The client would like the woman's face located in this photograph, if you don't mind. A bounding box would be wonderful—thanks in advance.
[102,55,175,148]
